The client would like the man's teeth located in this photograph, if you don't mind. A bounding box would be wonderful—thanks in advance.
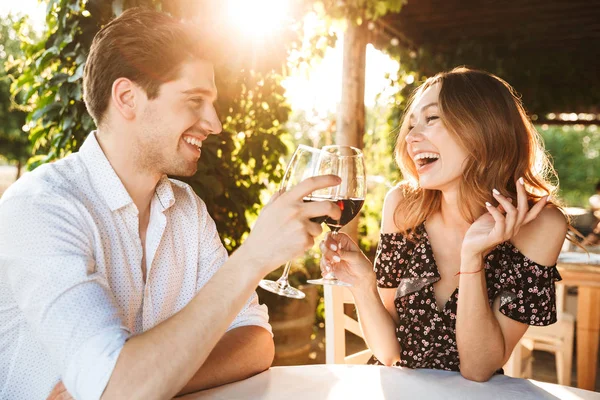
[184,136,202,148]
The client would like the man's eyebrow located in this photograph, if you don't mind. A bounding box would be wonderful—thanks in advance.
[182,87,218,100]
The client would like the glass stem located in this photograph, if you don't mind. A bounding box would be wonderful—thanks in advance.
[277,261,293,288]
[327,231,339,280]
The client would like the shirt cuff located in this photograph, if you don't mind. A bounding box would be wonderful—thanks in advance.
[62,326,130,400]
[227,302,273,337]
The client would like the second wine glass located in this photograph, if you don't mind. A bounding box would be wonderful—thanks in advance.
[307,145,366,287]
[258,144,325,299]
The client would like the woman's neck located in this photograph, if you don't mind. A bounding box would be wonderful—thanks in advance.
[438,188,472,234]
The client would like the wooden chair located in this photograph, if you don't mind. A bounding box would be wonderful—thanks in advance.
[503,283,575,386]
[324,285,373,364]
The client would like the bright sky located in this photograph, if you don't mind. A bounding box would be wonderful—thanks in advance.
[0,0,399,114]
[0,0,46,31]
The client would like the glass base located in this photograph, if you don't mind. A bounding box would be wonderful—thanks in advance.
[307,277,352,287]
[259,279,306,299]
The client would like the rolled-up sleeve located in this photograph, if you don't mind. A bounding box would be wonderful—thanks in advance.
[195,196,272,336]
[227,292,272,335]
[0,194,130,400]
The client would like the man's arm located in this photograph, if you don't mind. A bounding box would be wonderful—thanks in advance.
[102,176,342,399]
[177,325,274,396]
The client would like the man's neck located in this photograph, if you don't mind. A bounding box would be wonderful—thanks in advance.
[95,127,161,215]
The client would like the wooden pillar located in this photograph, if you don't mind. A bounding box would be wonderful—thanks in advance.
[337,21,367,243]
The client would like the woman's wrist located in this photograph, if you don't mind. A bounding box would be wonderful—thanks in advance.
[350,272,378,295]
[459,252,485,273]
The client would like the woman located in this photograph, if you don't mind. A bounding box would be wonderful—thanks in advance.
[321,67,568,382]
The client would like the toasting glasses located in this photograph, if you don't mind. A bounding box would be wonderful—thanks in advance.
[258,145,366,298]
[306,145,365,287]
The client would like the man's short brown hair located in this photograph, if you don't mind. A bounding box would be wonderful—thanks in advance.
[83,8,202,125]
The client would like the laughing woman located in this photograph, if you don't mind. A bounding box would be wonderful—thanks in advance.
[321,67,568,382]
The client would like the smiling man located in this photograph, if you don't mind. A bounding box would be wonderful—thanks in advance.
[0,8,342,400]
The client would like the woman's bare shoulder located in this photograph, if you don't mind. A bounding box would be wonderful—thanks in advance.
[512,205,568,266]
[381,185,407,234]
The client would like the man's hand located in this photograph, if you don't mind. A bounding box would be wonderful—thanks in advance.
[47,381,73,400]
[240,175,342,274]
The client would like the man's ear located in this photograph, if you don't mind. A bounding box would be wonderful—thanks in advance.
[111,78,140,120]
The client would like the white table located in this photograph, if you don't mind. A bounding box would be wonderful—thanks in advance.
[180,365,599,400]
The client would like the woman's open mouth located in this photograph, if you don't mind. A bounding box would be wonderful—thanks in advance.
[414,152,440,172]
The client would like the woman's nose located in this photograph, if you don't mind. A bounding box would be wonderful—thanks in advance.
[405,127,423,143]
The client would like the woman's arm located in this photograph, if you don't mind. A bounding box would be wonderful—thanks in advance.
[457,200,567,381]
[324,187,405,366]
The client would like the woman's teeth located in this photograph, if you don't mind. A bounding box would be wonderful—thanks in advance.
[414,152,440,167]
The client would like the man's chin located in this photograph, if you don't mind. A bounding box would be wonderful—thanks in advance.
[167,163,198,178]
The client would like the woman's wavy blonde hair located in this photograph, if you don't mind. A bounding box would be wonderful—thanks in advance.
[393,67,567,235]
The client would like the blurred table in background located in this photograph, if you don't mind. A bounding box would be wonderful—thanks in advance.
[557,252,600,391]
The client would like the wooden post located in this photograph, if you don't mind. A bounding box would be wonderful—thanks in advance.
[324,285,346,364]
[337,21,367,243]
[576,286,600,390]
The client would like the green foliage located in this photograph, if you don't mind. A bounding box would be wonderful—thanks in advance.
[0,15,31,168]
[539,125,600,207]
[179,70,291,249]
[359,99,401,253]
[11,0,296,251]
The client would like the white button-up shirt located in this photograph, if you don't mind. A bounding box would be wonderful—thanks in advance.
[0,132,271,400]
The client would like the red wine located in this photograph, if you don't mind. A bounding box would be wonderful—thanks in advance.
[303,197,365,231]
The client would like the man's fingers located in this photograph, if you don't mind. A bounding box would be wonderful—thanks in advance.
[286,175,341,201]
[305,221,323,238]
[47,381,67,400]
[267,188,286,205]
[301,199,342,222]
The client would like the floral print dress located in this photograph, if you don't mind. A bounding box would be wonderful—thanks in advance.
[370,223,561,372]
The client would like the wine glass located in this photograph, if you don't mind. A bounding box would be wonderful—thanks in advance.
[258,144,329,299]
[307,145,366,287]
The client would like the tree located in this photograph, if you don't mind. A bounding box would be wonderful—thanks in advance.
[11,0,304,251]
[0,15,31,179]
[540,125,600,207]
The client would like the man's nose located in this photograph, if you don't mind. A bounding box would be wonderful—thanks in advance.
[198,105,222,135]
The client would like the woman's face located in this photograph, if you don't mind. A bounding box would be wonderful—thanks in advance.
[405,83,469,192]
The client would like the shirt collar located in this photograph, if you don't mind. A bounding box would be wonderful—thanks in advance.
[154,175,175,212]
[79,131,175,212]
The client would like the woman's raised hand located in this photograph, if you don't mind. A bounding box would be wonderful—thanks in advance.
[461,177,548,262]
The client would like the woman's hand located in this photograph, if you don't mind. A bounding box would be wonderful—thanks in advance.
[461,178,548,265]
[319,232,375,290]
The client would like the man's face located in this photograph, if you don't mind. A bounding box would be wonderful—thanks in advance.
[135,59,222,177]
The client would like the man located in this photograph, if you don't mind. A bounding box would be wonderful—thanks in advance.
[0,8,341,400]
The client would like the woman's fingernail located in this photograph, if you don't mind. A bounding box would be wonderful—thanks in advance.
[547,195,552,202]
[492,188,500,196]
[333,255,341,263]
[518,177,524,185]
[330,244,337,251]
[485,201,492,207]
